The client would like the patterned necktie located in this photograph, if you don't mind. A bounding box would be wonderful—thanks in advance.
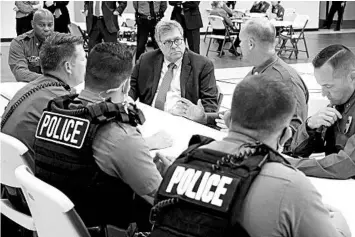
[94,1,101,16]
[155,63,176,111]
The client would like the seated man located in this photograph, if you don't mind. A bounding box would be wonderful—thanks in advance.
[1,33,85,235]
[151,74,351,237]
[271,1,285,20]
[219,18,309,152]
[289,44,355,179]
[129,20,219,125]
[32,42,164,229]
[8,9,55,82]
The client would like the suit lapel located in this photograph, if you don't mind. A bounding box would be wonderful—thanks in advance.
[180,50,192,98]
[151,52,164,99]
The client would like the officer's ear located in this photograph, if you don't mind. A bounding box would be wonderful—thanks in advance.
[249,37,255,50]
[64,61,72,75]
[350,69,355,82]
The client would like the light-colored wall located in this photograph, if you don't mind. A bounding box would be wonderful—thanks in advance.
[1,1,322,39]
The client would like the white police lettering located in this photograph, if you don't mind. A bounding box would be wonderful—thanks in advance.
[35,111,90,149]
[166,166,233,207]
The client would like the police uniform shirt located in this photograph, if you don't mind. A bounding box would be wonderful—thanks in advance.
[290,90,355,179]
[247,54,309,135]
[200,131,347,237]
[8,30,56,82]
[77,89,162,196]
[133,1,167,17]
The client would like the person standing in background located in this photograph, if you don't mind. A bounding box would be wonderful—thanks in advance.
[133,1,167,62]
[323,1,346,31]
[84,1,127,51]
[14,1,41,35]
[169,1,203,54]
[271,1,285,20]
[43,1,70,33]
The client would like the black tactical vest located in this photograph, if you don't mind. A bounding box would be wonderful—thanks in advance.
[33,94,145,228]
[150,135,290,237]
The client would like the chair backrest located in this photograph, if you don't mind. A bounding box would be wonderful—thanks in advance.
[208,15,226,30]
[15,165,91,237]
[292,14,309,30]
[283,8,297,22]
[68,23,83,37]
[0,132,29,187]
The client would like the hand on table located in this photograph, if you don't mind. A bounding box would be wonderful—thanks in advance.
[145,130,173,151]
[154,152,174,176]
[170,98,207,124]
[215,110,231,132]
[324,204,351,237]
[307,107,342,130]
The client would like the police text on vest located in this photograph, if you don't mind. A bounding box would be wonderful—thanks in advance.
[166,166,233,207]
[35,111,90,149]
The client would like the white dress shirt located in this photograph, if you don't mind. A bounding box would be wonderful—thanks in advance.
[94,1,103,16]
[152,57,183,112]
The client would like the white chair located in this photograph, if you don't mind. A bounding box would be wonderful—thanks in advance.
[278,14,310,59]
[15,165,128,237]
[0,132,36,232]
[206,15,238,57]
[283,8,297,22]
[15,165,91,237]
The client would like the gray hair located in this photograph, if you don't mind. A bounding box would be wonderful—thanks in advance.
[155,20,184,43]
[242,18,276,45]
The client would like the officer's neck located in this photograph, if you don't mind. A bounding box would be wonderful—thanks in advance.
[45,70,72,86]
[253,49,276,68]
[228,127,278,150]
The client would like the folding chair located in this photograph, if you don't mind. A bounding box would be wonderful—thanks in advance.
[68,22,89,52]
[217,85,224,111]
[15,165,128,237]
[278,14,309,59]
[206,15,238,57]
[0,132,36,232]
[204,9,213,42]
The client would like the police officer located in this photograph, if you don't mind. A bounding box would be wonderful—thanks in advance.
[8,9,55,82]
[133,1,167,62]
[32,42,166,230]
[1,32,85,236]
[322,1,346,31]
[150,74,351,237]
[289,45,355,179]
[218,18,309,152]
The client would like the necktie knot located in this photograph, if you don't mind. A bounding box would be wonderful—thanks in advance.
[168,63,176,70]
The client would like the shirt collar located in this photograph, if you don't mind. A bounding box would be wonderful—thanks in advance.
[77,89,103,104]
[252,54,278,75]
[337,90,355,114]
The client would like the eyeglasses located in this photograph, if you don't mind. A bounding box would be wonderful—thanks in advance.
[162,38,184,47]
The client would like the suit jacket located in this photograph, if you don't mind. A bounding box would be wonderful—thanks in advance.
[44,2,70,30]
[169,1,203,30]
[84,1,127,34]
[129,49,218,113]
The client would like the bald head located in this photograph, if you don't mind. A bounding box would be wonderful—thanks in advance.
[33,9,54,22]
[242,18,276,45]
[32,9,54,41]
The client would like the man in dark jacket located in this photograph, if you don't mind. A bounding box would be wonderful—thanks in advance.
[84,1,127,51]
[169,1,203,54]
[43,1,70,33]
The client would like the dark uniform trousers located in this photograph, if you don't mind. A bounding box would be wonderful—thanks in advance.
[325,1,345,30]
[136,17,159,61]
[88,17,117,51]
[16,14,33,36]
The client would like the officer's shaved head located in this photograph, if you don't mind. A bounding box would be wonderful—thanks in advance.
[242,18,276,45]
[32,9,54,41]
[33,9,54,22]
[230,75,295,138]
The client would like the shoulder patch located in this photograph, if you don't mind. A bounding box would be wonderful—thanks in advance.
[35,111,90,149]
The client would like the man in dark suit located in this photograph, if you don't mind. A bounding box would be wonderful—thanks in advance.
[169,1,203,54]
[84,1,127,51]
[44,1,70,33]
[129,20,218,125]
